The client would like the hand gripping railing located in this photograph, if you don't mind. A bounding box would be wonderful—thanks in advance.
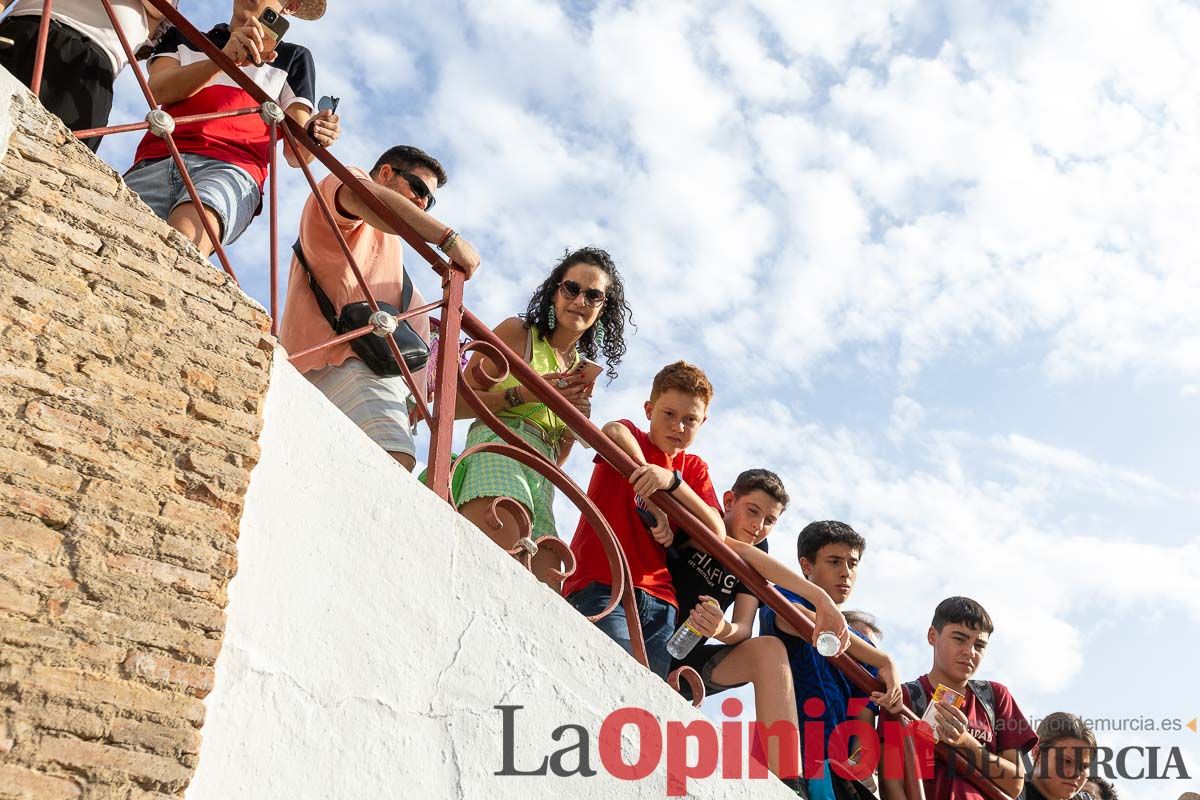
[23,4,1010,798]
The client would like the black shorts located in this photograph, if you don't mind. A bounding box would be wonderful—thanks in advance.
[0,15,116,151]
[670,643,748,700]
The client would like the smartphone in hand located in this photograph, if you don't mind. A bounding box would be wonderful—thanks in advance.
[564,358,602,449]
[570,357,603,389]
[256,7,289,64]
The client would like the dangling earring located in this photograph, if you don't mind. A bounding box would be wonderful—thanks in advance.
[593,324,604,348]
[547,305,556,331]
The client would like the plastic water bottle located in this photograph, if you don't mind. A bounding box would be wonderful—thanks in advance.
[666,599,720,659]
[666,620,704,660]
[815,631,841,657]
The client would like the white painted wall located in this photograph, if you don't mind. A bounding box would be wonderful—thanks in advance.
[187,351,795,799]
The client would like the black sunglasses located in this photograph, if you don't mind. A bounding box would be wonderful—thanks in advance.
[558,279,606,307]
[396,169,435,210]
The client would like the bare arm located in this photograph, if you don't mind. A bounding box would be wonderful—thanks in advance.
[146,54,223,105]
[751,545,899,704]
[147,19,266,104]
[601,419,648,466]
[666,479,725,540]
[730,538,857,655]
[458,317,531,419]
[279,103,343,168]
[458,319,590,445]
[147,18,279,105]
[140,0,167,20]
[962,742,1025,797]
[717,593,757,645]
[335,174,480,275]
[677,591,755,646]
[774,595,901,702]
[601,420,725,536]
[987,748,1027,797]
[728,540,840,619]
[623,456,725,543]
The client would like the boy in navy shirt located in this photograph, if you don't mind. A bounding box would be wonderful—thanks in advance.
[759,520,898,780]
[669,480,901,794]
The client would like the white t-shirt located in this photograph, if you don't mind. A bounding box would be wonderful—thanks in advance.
[6,0,172,76]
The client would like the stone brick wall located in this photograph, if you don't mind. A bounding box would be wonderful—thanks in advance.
[0,78,273,797]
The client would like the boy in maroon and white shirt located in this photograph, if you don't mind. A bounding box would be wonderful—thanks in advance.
[881,596,1037,800]
[124,0,339,258]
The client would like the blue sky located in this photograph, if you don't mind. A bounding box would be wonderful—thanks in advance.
[87,1,1199,796]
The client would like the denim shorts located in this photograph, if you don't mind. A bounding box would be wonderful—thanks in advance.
[124,154,260,245]
[568,582,677,678]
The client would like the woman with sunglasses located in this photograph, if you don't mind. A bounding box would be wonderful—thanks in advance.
[456,247,633,587]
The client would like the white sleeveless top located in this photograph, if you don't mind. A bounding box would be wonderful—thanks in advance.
[6,0,171,76]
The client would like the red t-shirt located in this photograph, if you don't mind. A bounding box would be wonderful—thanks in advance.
[562,420,720,607]
[132,25,316,190]
[904,675,1037,800]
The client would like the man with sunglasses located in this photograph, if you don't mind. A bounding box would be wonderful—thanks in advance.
[279,144,480,471]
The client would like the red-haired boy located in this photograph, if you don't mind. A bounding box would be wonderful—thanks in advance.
[565,361,726,676]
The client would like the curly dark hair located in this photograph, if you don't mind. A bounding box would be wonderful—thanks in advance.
[1086,776,1118,800]
[522,247,634,381]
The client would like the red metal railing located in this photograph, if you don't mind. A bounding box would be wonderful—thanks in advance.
[17,3,1013,797]
[28,0,53,95]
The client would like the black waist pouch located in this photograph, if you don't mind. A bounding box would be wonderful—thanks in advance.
[293,239,430,375]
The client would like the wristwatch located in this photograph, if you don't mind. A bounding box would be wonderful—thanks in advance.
[666,469,682,493]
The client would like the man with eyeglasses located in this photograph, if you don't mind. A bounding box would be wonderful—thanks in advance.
[278,144,480,471]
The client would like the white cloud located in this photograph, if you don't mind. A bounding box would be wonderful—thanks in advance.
[127,0,1200,389]
[989,434,1182,502]
[680,401,1200,697]
[96,4,1200,769]
[887,395,925,443]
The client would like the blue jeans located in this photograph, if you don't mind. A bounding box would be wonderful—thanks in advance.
[568,582,677,677]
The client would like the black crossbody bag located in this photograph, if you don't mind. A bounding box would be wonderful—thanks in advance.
[292,239,430,376]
